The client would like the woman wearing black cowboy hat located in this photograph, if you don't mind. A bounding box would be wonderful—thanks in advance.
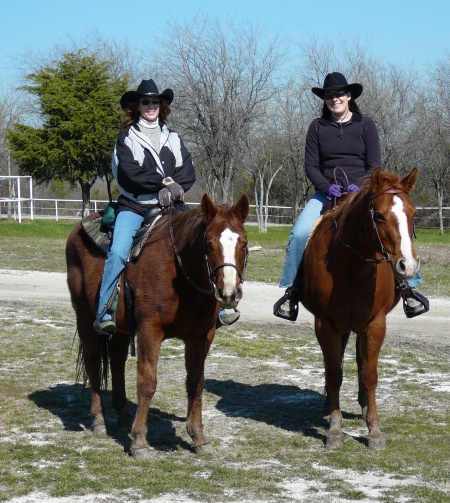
[93,79,196,335]
[274,72,427,321]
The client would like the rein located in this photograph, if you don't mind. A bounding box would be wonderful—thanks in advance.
[338,188,407,265]
[167,204,247,296]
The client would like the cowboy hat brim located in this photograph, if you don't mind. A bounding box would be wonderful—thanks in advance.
[312,83,363,100]
[120,88,174,109]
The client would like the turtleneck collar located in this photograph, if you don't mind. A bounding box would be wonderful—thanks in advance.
[138,117,159,129]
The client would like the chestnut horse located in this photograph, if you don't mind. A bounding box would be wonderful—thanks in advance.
[300,168,419,450]
[66,194,249,458]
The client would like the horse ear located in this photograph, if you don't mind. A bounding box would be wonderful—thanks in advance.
[400,167,418,193]
[371,167,384,192]
[232,194,250,223]
[200,193,219,223]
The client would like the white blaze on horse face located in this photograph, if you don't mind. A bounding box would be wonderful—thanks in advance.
[392,196,417,276]
[220,227,239,295]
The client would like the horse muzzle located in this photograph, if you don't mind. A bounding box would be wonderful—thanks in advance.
[215,284,243,309]
[394,257,420,280]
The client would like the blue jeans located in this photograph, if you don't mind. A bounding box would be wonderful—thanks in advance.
[279,191,423,289]
[96,210,144,320]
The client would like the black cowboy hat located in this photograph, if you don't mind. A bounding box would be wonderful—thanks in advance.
[311,72,363,100]
[120,79,174,109]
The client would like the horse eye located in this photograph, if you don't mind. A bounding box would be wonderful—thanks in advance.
[374,212,386,222]
[206,242,214,253]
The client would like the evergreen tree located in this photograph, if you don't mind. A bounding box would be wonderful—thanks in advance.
[7,50,127,215]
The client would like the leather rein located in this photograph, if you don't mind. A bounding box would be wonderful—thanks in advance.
[167,204,248,296]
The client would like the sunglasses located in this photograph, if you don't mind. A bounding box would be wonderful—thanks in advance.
[323,90,348,100]
[140,98,160,106]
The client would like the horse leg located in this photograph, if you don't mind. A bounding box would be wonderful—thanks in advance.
[184,332,214,454]
[78,320,107,435]
[357,325,386,450]
[316,318,346,450]
[109,332,130,427]
[355,334,368,418]
[130,331,162,459]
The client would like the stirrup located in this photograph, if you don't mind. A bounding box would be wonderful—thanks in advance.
[216,308,240,328]
[398,282,430,318]
[273,290,299,321]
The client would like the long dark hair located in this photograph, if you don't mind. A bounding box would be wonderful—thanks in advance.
[321,97,360,120]
[121,100,171,128]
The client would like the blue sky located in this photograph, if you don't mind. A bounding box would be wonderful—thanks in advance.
[1,0,449,85]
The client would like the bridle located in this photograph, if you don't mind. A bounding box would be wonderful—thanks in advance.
[337,188,409,266]
[168,204,248,296]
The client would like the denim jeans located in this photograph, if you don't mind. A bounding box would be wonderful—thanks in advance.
[279,191,423,289]
[96,210,144,320]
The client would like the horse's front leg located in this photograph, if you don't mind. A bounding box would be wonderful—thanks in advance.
[357,321,386,450]
[315,318,345,450]
[130,329,163,459]
[109,331,131,427]
[184,330,214,453]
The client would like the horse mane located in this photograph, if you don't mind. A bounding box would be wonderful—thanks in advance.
[334,169,405,238]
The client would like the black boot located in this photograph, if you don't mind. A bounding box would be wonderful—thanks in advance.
[273,286,301,321]
[398,282,429,318]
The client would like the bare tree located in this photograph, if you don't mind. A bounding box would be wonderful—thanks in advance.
[158,17,286,203]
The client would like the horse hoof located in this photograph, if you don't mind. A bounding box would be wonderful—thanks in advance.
[195,442,212,454]
[368,435,386,450]
[131,447,154,460]
[326,432,344,450]
[92,424,107,435]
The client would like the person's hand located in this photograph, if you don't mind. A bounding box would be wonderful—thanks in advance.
[327,184,343,198]
[158,187,171,207]
[347,184,359,193]
[163,177,184,201]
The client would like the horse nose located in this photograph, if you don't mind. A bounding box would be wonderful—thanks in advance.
[395,258,419,279]
[216,285,243,308]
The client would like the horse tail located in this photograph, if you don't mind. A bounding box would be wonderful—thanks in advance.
[75,335,110,391]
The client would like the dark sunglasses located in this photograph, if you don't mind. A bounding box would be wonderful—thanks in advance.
[324,90,347,100]
[140,98,160,106]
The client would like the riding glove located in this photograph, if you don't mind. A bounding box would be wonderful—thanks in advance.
[163,177,184,201]
[158,188,172,207]
[327,184,343,198]
[347,184,360,193]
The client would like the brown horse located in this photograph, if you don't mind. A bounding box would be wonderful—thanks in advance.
[66,193,249,458]
[300,168,419,450]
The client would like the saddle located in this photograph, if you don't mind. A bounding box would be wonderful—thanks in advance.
[80,204,162,261]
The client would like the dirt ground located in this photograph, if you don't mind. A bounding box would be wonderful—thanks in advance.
[0,257,449,357]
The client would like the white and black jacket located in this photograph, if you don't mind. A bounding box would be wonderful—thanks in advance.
[112,121,196,214]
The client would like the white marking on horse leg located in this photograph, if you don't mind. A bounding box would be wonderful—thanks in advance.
[220,228,239,297]
[392,196,417,276]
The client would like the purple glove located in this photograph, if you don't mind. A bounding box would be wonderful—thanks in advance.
[327,184,343,199]
[347,184,359,193]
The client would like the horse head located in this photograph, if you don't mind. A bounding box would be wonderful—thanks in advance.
[201,194,249,308]
[370,167,420,280]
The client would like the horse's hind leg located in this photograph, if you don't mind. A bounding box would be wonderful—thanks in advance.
[316,319,346,450]
[78,321,107,435]
[184,332,214,454]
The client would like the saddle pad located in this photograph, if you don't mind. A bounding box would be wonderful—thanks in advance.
[80,213,162,260]
[80,215,110,255]
[129,215,162,261]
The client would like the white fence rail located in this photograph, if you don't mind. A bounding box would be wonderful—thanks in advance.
[1,197,450,228]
